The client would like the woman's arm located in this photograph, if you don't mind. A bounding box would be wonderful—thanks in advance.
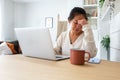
[82,24,97,58]
[53,33,63,55]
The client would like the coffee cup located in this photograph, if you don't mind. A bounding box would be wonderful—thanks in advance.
[70,49,90,65]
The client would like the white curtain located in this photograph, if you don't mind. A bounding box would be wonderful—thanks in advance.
[0,0,2,40]
[0,0,3,40]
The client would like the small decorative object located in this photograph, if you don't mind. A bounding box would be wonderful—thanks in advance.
[101,35,110,60]
[45,17,53,28]
[92,9,97,17]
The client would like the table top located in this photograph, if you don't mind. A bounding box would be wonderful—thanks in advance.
[0,55,120,80]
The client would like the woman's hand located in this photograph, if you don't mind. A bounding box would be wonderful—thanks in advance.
[78,19,88,26]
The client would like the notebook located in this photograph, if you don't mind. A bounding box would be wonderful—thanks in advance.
[15,27,69,60]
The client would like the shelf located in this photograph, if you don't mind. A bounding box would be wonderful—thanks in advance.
[88,17,98,25]
[83,4,98,8]
[91,17,98,19]
[83,0,99,30]
[88,17,98,20]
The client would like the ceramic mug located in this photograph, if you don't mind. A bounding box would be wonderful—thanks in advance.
[70,49,90,65]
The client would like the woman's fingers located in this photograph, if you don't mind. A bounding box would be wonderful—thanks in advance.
[78,19,88,26]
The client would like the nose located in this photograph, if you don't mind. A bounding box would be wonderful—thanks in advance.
[77,24,82,28]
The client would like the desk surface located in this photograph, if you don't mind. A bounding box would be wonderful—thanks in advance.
[0,55,120,80]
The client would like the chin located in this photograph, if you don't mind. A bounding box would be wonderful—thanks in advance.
[75,29,81,32]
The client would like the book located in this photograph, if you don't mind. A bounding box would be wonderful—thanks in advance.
[92,9,98,17]
[84,0,97,5]
[84,0,89,5]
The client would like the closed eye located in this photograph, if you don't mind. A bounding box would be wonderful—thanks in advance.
[74,22,78,24]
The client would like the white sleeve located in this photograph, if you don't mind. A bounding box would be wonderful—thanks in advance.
[82,24,97,58]
[53,33,64,55]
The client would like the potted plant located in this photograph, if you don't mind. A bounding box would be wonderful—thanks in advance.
[101,35,110,60]
[99,0,105,8]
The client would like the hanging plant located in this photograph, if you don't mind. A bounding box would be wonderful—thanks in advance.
[99,0,105,8]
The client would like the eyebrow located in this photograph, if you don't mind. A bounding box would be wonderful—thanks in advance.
[73,20,77,23]
[74,20,78,22]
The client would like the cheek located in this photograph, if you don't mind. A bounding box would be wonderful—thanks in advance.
[69,23,75,29]
[72,24,77,30]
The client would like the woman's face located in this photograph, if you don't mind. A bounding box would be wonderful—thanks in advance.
[69,14,85,34]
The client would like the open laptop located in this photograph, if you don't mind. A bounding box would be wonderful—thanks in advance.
[15,27,69,60]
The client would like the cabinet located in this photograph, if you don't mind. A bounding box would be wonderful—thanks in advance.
[109,0,120,62]
[110,12,120,62]
[82,0,99,29]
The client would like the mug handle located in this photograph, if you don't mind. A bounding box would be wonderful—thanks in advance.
[85,52,90,62]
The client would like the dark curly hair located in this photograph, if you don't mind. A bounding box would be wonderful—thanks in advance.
[68,7,88,21]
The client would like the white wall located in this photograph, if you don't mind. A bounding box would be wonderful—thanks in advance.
[67,0,83,13]
[14,0,82,44]
[0,0,82,43]
[14,0,68,28]
[14,0,68,44]
[14,3,26,28]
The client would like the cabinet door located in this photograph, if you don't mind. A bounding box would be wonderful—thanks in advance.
[110,12,120,62]
[110,48,120,61]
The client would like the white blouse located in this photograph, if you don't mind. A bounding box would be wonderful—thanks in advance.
[54,24,97,58]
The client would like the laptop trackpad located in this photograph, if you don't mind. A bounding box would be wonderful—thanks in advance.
[56,55,70,59]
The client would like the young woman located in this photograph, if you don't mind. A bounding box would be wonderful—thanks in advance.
[54,7,97,58]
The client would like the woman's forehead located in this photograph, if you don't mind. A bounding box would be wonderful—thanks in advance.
[73,15,85,20]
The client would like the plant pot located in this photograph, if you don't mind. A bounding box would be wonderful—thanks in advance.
[107,48,110,60]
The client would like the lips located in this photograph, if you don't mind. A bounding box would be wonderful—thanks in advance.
[75,28,80,32]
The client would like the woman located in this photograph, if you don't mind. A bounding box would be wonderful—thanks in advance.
[54,7,97,58]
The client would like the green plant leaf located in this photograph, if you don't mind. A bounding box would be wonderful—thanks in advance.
[99,0,105,8]
[101,35,110,50]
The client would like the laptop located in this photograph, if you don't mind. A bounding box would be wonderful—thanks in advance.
[15,27,69,60]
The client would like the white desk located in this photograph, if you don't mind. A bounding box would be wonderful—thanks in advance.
[0,55,120,80]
